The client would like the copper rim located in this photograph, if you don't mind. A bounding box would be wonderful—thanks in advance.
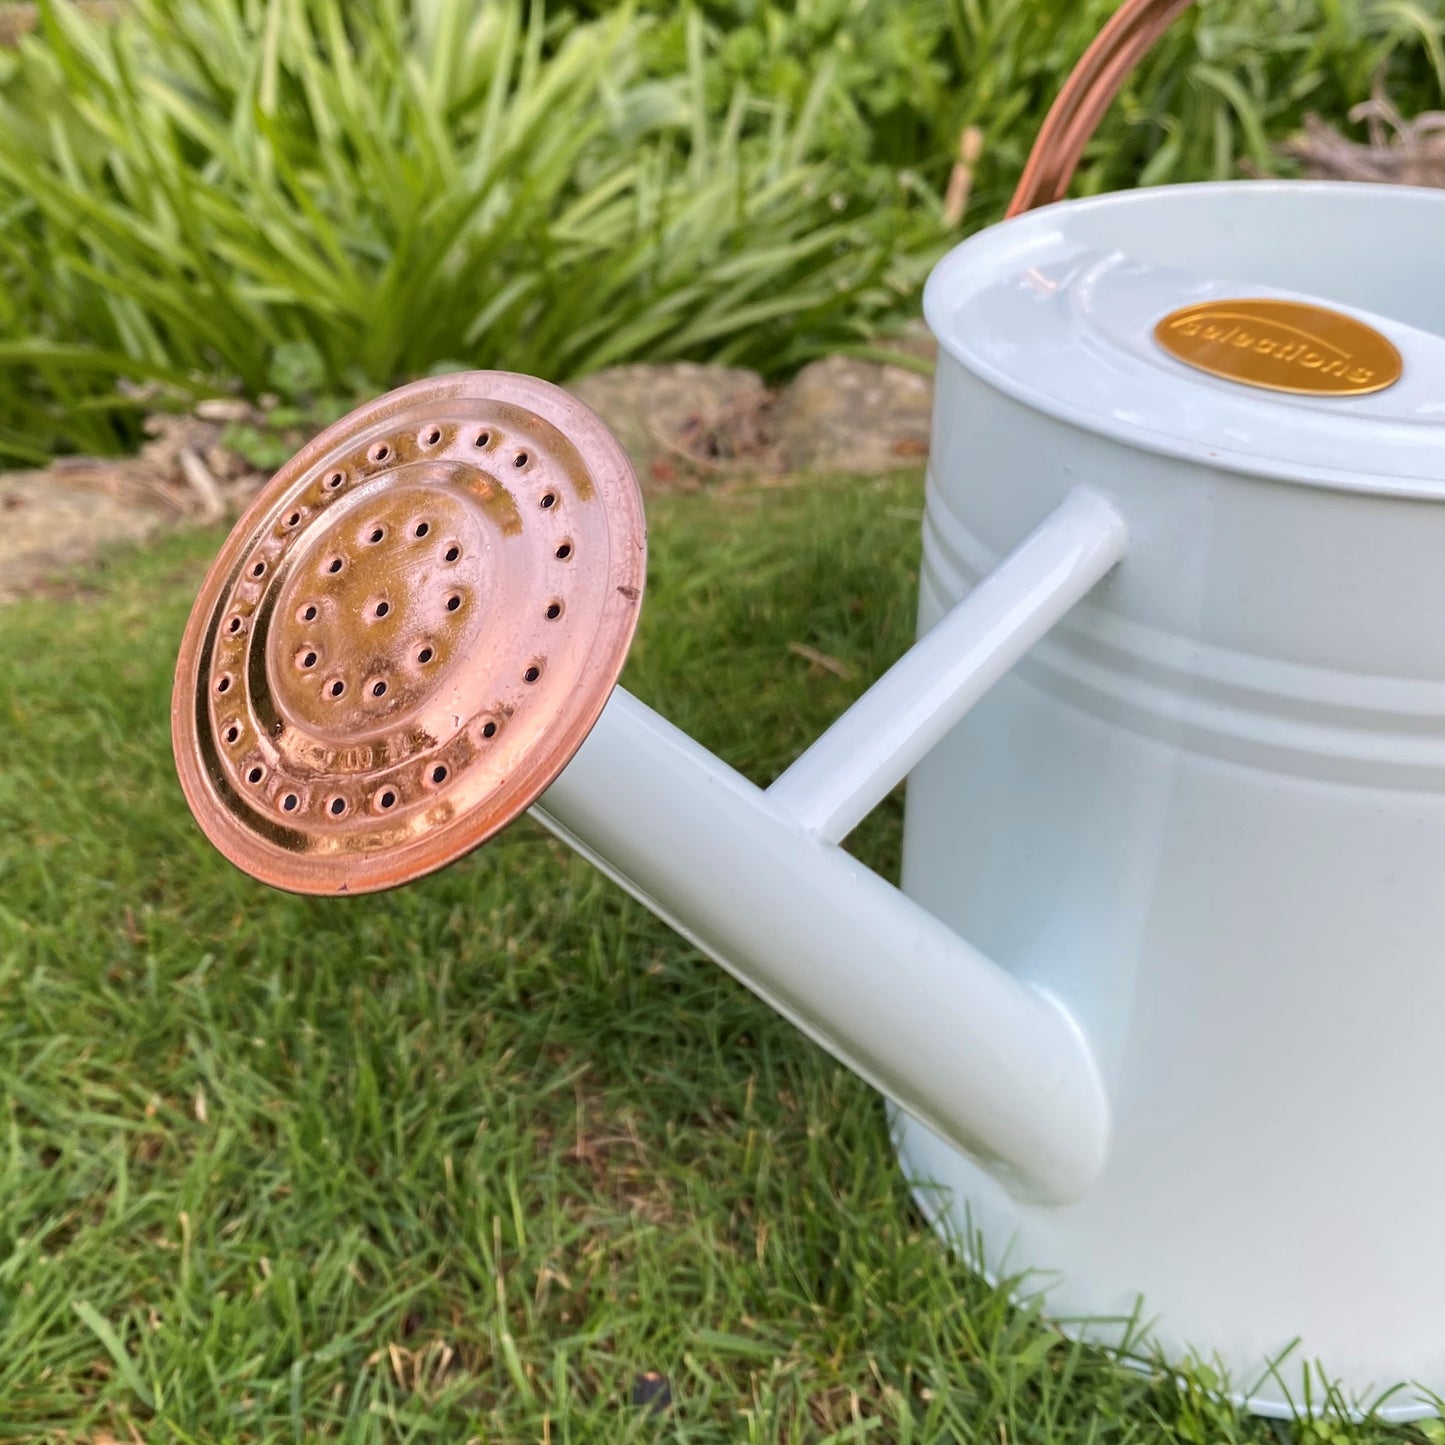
[1007,0,1197,218]
[172,372,646,896]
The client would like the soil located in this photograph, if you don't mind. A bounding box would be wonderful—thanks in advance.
[0,340,937,604]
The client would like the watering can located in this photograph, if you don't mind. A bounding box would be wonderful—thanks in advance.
[171,0,1445,1418]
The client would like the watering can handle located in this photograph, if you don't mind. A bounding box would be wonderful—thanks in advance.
[1007,0,1197,217]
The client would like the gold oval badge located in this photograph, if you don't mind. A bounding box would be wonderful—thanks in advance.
[1154,298,1402,397]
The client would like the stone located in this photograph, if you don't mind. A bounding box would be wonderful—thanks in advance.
[0,468,167,602]
[565,363,770,488]
[0,401,270,603]
[773,354,933,473]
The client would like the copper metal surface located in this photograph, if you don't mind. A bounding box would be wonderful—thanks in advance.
[1007,0,1197,217]
[1155,298,1404,396]
[172,372,646,895]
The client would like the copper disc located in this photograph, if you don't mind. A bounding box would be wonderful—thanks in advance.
[172,372,646,896]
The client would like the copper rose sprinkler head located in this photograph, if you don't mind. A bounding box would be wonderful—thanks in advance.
[171,372,646,895]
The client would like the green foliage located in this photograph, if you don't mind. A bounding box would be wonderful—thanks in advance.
[0,0,1443,464]
[0,472,1428,1439]
[0,0,942,462]
[642,0,1445,208]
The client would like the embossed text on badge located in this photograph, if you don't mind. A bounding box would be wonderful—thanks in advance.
[1154,298,1402,397]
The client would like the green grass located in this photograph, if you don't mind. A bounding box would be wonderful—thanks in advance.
[0,472,1433,1442]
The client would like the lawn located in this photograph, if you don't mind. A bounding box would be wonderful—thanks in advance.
[0,471,1428,1442]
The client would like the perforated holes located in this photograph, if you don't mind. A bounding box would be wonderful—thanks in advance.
[326,557,344,575]
[481,720,498,739]
[328,679,346,699]
[474,430,491,448]
[430,764,449,786]
[545,601,563,620]
[299,603,319,623]
[370,679,388,698]
[216,675,232,694]
[227,615,244,634]
[524,664,542,683]
[282,793,299,813]
[443,543,460,563]
[514,451,529,468]
[540,491,556,509]
[328,796,347,816]
[247,765,264,785]
[297,648,318,670]
[251,560,266,578]
[416,645,435,665]
[445,594,462,613]
[373,600,390,619]
[326,471,344,490]
[414,521,430,539]
[369,526,385,545]
[371,443,391,464]
[224,724,241,745]
[374,787,398,813]
[556,542,573,560]
[285,511,302,528]
[423,427,442,446]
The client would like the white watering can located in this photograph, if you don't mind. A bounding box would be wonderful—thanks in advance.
[172,0,1445,1418]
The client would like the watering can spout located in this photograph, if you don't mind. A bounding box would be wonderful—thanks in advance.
[167,0,1200,1216]
[532,485,1128,1205]
[171,372,1126,1208]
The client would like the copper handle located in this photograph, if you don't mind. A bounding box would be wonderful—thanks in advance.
[1006,0,1197,218]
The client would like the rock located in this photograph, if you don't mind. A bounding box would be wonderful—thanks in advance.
[0,403,274,604]
[774,354,933,473]
[565,363,769,488]
[629,1372,672,1415]
[0,468,167,602]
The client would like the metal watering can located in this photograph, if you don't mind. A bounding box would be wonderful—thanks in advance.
[171,0,1445,1418]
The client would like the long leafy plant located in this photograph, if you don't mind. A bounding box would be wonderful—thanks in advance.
[0,0,942,461]
[0,0,1442,463]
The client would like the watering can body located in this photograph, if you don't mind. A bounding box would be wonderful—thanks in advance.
[897,178,1445,1418]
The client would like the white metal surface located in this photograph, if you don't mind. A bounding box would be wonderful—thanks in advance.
[767,487,1127,843]
[532,684,1111,1206]
[902,180,1445,1419]
[924,181,1445,496]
